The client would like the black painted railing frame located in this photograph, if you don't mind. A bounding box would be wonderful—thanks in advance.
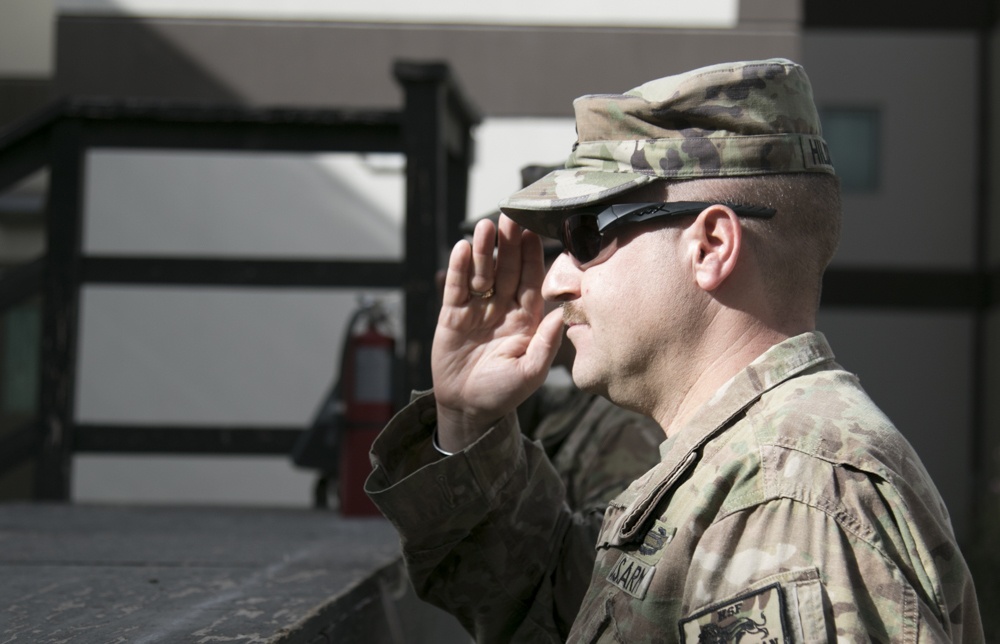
[0,61,480,499]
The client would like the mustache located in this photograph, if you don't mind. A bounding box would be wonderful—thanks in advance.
[561,302,588,325]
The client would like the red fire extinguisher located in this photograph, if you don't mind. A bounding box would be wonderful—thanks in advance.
[339,299,396,516]
[291,297,396,516]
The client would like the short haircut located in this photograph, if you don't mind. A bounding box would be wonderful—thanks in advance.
[663,173,842,314]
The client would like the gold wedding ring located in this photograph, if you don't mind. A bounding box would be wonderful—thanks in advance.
[469,286,495,299]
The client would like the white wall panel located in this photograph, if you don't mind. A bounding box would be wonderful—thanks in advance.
[84,151,403,259]
[75,287,400,425]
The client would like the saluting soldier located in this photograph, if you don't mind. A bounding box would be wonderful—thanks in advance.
[367,59,983,642]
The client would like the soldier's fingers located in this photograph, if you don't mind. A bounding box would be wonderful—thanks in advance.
[518,228,546,315]
[495,215,523,302]
[441,239,473,308]
[469,218,496,296]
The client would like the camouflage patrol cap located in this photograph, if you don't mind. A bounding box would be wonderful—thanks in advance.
[499,58,835,238]
[462,164,561,235]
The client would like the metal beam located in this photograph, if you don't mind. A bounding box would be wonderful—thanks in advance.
[82,257,405,288]
[396,61,480,396]
[74,424,302,454]
[822,267,990,309]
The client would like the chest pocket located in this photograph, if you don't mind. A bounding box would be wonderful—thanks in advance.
[573,514,674,643]
[568,594,620,644]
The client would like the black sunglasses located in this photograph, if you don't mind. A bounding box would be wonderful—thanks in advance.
[559,201,776,266]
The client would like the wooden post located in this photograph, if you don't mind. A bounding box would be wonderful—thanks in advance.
[34,119,85,500]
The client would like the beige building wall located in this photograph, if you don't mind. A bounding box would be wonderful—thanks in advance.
[53,3,800,116]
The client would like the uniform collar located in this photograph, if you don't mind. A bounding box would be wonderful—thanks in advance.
[603,332,836,546]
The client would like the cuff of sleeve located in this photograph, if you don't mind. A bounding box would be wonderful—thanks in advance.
[365,392,525,533]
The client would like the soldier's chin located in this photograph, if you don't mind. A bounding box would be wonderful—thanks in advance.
[570,362,608,398]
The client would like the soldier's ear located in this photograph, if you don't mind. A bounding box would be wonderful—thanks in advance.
[689,205,741,292]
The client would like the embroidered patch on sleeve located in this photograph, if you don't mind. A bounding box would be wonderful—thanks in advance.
[678,583,789,644]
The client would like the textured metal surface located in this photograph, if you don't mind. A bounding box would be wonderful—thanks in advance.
[0,503,403,643]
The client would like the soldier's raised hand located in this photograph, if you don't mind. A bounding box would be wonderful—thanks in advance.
[432,215,563,452]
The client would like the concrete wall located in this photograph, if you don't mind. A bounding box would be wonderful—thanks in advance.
[53,3,800,116]
[0,0,55,125]
[0,0,54,77]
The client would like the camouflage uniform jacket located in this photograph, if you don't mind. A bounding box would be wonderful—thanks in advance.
[516,384,662,528]
[366,332,983,642]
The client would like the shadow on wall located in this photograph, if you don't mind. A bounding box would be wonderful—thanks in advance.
[53,11,800,116]
[55,14,244,103]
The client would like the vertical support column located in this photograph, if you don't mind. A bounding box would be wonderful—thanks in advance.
[968,24,1000,630]
[445,95,477,250]
[971,25,994,538]
[395,61,479,398]
[34,119,85,500]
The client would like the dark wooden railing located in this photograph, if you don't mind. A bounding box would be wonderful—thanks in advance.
[0,61,479,500]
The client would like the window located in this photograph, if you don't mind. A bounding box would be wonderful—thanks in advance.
[2,300,41,416]
[819,108,880,193]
